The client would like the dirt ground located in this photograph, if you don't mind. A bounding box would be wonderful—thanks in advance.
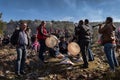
[0,45,120,80]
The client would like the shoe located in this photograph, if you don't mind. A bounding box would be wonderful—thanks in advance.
[81,64,88,68]
[89,59,94,61]
[15,72,21,76]
[109,69,115,73]
[115,64,119,67]
[20,71,26,75]
[82,66,88,68]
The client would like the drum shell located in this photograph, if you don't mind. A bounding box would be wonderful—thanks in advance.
[67,42,80,56]
[45,35,58,48]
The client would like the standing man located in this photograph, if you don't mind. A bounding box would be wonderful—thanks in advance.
[84,19,94,61]
[37,21,49,63]
[98,17,119,72]
[15,22,28,76]
[77,20,91,68]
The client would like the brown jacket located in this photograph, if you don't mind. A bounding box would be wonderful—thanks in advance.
[98,23,116,45]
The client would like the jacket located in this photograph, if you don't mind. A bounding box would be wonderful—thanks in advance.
[77,25,91,42]
[98,23,116,45]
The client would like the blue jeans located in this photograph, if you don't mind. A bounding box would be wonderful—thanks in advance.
[39,40,46,62]
[16,45,27,73]
[104,43,119,71]
[88,42,94,61]
[88,48,94,61]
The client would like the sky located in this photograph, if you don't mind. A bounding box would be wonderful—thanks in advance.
[0,0,120,22]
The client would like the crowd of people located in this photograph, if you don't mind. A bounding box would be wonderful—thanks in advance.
[11,21,73,76]
[0,17,120,76]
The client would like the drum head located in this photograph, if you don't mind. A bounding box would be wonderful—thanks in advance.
[45,35,58,48]
[68,42,80,56]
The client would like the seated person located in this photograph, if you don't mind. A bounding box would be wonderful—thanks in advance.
[48,35,82,65]
[54,44,74,65]
[59,36,68,54]
[31,34,40,53]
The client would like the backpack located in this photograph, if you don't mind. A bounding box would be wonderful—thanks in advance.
[10,30,20,45]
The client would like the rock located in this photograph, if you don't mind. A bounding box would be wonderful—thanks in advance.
[8,76,13,79]
[5,70,10,74]
[80,70,83,72]
[49,74,54,79]
[88,73,92,78]
[38,77,45,80]
[98,65,104,69]
[67,67,73,70]
[3,49,8,52]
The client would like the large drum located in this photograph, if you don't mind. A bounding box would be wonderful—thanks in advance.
[68,42,80,56]
[45,35,58,48]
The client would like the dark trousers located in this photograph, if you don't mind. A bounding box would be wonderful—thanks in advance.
[49,48,56,57]
[16,45,27,73]
[59,49,67,54]
[39,40,46,62]
[78,40,89,66]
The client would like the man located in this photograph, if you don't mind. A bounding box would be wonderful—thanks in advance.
[77,20,90,68]
[59,36,68,54]
[15,22,28,76]
[37,21,49,63]
[98,17,119,72]
[84,19,94,61]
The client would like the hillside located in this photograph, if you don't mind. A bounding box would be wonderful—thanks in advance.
[6,20,120,35]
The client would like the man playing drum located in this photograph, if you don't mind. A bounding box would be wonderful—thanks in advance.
[37,21,49,63]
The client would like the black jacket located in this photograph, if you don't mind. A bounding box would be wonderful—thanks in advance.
[77,25,91,42]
